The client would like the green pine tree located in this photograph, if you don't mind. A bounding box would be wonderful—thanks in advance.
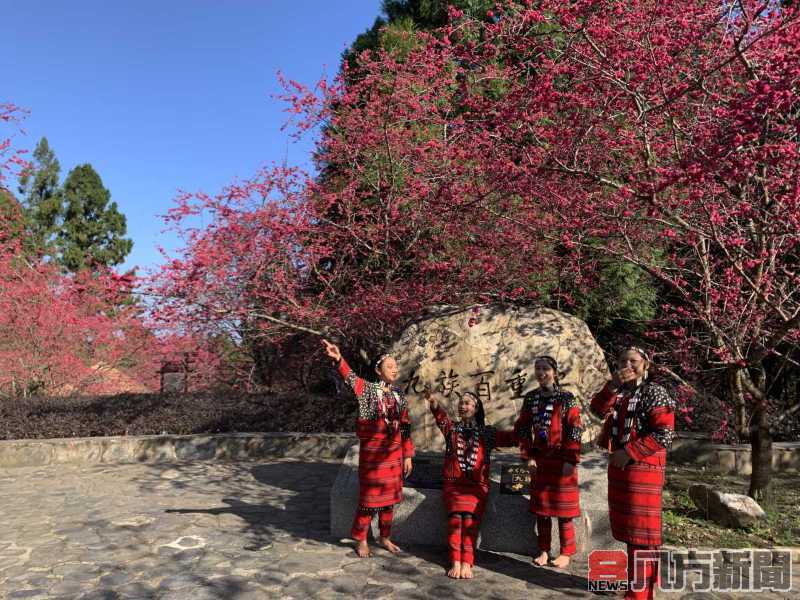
[59,164,132,271]
[344,0,494,69]
[17,137,63,254]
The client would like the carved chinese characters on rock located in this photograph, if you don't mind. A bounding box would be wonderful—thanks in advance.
[388,305,610,450]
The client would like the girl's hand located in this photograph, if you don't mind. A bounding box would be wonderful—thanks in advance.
[423,385,437,409]
[403,457,413,478]
[527,458,537,472]
[562,462,575,476]
[613,366,635,386]
[321,339,342,362]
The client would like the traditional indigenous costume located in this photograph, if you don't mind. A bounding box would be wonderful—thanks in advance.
[338,358,414,542]
[513,387,582,557]
[430,403,517,567]
[590,377,675,600]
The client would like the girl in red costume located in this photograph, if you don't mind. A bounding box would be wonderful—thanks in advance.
[590,347,675,600]
[513,356,582,569]
[424,388,517,579]
[323,339,414,558]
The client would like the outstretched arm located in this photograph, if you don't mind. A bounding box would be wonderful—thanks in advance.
[425,388,452,437]
[322,338,365,398]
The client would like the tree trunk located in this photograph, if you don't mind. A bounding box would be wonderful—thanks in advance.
[249,341,276,391]
[748,399,773,503]
[728,367,748,439]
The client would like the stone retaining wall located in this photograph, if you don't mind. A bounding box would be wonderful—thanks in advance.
[0,430,797,473]
[0,432,356,468]
[669,433,800,475]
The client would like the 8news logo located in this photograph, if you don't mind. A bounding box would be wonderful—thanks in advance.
[587,549,634,593]
[587,548,793,593]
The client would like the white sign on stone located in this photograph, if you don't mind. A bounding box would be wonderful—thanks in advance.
[388,304,610,450]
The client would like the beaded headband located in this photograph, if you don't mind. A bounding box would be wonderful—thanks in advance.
[459,391,480,404]
[621,346,651,362]
[374,354,392,368]
[535,355,559,372]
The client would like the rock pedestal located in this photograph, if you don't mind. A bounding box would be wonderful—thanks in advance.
[330,444,624,557]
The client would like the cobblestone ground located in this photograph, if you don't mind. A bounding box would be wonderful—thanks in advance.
[0,459,796,599]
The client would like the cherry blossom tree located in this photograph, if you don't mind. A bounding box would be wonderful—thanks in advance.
[155,1,800,498]
[448,0,800,499]
[1,105,164,398]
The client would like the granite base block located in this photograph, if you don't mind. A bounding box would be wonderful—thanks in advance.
[330,445,624,557]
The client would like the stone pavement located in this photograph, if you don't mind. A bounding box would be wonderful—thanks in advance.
[0,459,796,599]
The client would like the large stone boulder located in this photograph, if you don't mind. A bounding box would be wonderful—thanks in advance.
[689,483,767,529]
[388,304,610,450]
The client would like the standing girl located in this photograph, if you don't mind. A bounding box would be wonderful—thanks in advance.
[590,347,675,600]
[322,339,414,558]
[424,389,518,579]
[513,356,583,569]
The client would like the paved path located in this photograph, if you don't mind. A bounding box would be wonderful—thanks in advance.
[0,459,796,599]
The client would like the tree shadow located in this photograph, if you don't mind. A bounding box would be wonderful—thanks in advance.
[1,457,604,599]
[161,460,344,549]
[0,460,339,599]
[472,549,588,594]
[395,543,589,600]
[150,458,591,596]
[578,453,608,493]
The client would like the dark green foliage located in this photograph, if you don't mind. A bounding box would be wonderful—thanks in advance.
[572,258,659,338]
[14,138,132,271]
[60,164,132,271]
[17,137,63,254]
[344,0,494,69]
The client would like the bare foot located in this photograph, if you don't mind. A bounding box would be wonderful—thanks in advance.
[532,551,549,566]
[551,554,571,569]
[447,561,462,578]
[460,563,473,579]
[377,537,401,554]
[355,539,371,558]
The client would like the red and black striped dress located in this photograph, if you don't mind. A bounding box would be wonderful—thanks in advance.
[590,380,675,547]
[514,388,582,518]
[431,404,517,566]
[339,359,415,510]
[430,405,517,517]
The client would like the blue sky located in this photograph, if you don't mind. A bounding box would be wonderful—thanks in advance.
[3,0,381,275]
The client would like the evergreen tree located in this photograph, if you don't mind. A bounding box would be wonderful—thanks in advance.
[344,0,494,69]
[16,137,63,254]
[60,164,132,271]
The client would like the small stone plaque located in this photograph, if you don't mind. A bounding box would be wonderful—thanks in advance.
[500,464,530,495]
